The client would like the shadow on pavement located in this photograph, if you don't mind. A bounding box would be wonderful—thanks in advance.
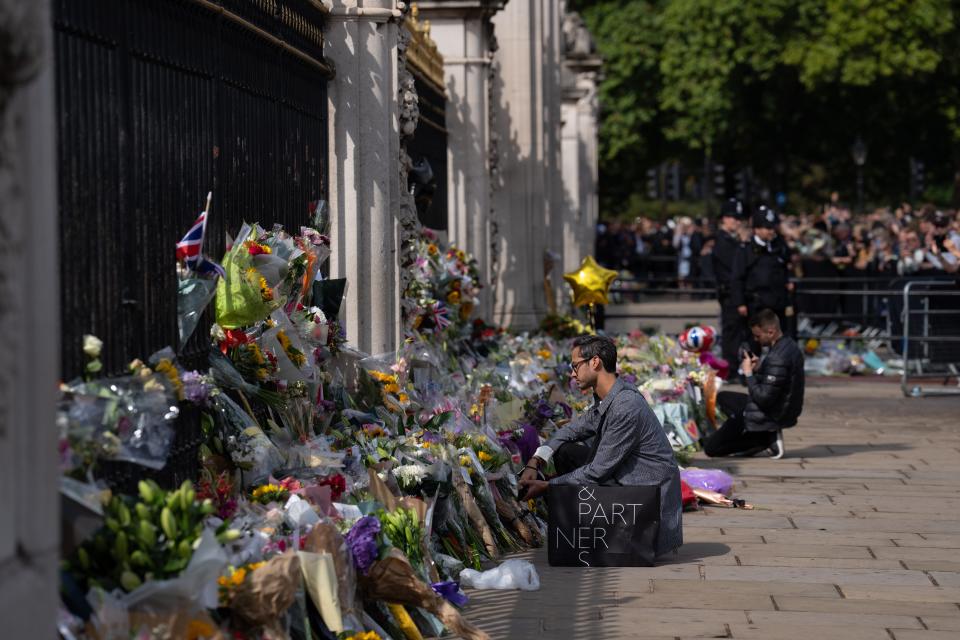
[656,541,731,565]
[787,442,911,458]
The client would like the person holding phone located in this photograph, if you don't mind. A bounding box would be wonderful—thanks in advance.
[703,308,805,459]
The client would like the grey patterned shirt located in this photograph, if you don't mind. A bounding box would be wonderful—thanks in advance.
[545,377,684,554]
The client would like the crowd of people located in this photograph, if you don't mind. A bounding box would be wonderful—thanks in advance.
[595,196,960,290]
[595,196,960,377]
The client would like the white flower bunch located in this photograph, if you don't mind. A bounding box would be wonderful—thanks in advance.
[392,463,429,488]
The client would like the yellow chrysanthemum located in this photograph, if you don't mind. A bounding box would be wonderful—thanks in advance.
[251,483,282,499]
[369,370,398,384]
[478,451,492,462]
[185,619,217,640]
[537,349,552,359]
[259,276,273,302]
[154,358,184,398]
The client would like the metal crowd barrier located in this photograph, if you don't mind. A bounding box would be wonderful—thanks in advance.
[601,273,960,397]
[899,281,960,397]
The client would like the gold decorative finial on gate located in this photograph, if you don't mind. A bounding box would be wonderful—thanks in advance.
[405,3,445,94]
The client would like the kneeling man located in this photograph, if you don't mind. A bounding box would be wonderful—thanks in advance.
[704,308,804,459]
[519,335,683,556]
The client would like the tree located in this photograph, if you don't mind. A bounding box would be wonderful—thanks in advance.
[570,0,960,212]
[572,1,669,213]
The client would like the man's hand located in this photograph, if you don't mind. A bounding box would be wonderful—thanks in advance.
[518,478,549,501]
[737,305,748,317]
[519,457,544,485]
[741,353,759,376]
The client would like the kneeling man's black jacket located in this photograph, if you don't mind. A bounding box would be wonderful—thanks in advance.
[744,336,804,432]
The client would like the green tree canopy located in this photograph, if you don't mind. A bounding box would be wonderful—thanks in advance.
[568,0,960,215]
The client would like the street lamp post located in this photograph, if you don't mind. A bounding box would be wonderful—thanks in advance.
[851,136,868,213]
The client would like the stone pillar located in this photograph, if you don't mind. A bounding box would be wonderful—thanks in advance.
[325,0,404,355]
[561,11,602,281]
[490,0,566,329]
[0,1,60,635]
[543,0,566,311]
[417,0,506,318]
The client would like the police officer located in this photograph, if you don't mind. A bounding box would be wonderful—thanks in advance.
[731,205,793,352]
[712,198,748,368]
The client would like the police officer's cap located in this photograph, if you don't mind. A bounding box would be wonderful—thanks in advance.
[719,198,745,219]
[926,209,950,228]
[752,205,780,228]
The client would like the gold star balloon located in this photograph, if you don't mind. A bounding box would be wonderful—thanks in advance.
[563,256,618,308]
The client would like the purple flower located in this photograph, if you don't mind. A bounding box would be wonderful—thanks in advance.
[218,498,238,520]
[515,423,540,463]
[317,399,336,414]
[535,401,554,419]
[345,515,381,574]
[558,402,573,419]
[431,581,468,607]
[182,371,211,405]
[421,431,442,444]
[621,373,638,386]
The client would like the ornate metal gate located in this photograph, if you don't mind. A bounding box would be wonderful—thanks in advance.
[54,0,331,377]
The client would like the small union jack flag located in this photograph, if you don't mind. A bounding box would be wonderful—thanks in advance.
[176,211,207,268]
[428,301,451,331]
[176,193,224,277]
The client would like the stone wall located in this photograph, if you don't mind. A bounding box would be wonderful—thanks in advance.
[0,1,60,636]
[422,0,601,329]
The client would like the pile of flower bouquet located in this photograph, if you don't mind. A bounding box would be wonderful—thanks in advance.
[57,209,720,640]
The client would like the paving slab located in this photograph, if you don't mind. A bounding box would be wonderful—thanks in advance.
[839,585,960,602]
[921,615,960,631]
[772,595,960,617]
[745,609,923,629]
[735,556,906,570]
[725,622,894,640]
[703,565,933,586]
[648,579,842,598]
[462,382,960,640]
[891,632,960,640]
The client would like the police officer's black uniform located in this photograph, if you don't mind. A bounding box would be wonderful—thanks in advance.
[712,199,747,367]
[731,206,792,351]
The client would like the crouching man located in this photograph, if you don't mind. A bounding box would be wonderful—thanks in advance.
[518,335,683,557]
[704,308,805,459]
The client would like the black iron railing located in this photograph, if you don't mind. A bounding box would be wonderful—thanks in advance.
[54,0,330,379]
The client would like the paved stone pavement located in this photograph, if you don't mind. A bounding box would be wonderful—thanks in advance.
[462,380,960,639]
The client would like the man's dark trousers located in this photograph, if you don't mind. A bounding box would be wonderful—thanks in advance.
[703,391,776,457]
[719,297,745,366]
[554,441,591,475]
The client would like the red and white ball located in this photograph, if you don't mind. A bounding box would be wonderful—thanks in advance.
[680,325,715,352]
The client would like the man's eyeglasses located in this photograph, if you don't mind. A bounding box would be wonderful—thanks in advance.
[570,357,593,374]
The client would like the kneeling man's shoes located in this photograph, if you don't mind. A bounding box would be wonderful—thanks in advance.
[768,430,785,460]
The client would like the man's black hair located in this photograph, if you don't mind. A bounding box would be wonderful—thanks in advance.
[748,308,781,329]
[572,335,617,373]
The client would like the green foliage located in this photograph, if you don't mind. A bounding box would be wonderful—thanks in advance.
[783,0,952,88]
[570,0,960,212]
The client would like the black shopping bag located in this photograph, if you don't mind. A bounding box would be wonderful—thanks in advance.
[547,484,660,567]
